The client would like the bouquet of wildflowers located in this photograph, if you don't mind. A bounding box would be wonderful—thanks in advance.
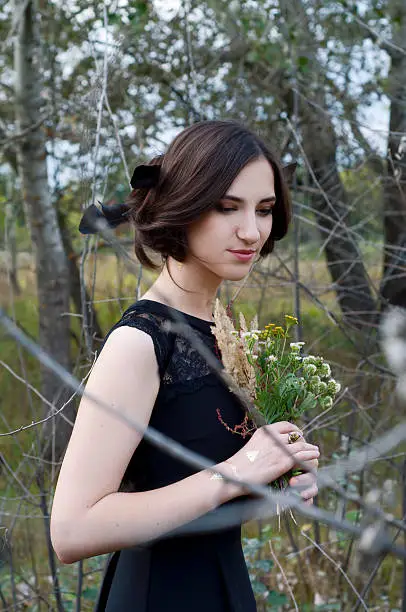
[211,299,341,494]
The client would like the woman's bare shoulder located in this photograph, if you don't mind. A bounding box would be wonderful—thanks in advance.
[51,324,160,526]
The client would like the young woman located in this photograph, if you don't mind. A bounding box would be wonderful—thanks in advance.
[50,120,319,611]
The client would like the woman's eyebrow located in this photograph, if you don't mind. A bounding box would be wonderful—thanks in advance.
[222,194,276,203]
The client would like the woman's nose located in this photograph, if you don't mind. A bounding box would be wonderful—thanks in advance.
[236,213,261,243]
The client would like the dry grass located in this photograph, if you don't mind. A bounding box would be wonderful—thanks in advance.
[211,298,257,401]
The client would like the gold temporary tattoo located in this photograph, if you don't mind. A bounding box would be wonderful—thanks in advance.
[246,450,259,463]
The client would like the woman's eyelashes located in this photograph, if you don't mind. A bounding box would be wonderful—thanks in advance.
[216,204,274,216]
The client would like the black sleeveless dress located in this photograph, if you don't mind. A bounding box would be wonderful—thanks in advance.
[94,299,257,612]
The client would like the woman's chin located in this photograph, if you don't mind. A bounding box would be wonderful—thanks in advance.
[219,265,253,282]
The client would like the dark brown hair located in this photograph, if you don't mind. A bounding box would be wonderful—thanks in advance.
[126,120,292,269]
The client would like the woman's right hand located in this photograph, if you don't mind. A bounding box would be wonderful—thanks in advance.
[226,421,319,490]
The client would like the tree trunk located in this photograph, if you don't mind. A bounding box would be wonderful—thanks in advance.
[5,187,20,296]
[380,4,406,308]
[277,0,377,331]
[14,0,75,461]
[57,206,104,347]
[299,103,377,330]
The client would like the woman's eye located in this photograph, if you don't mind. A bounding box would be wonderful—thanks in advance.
[216,205,236,213]
[215,204,274,215]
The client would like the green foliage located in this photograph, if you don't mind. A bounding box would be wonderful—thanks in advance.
[266,590,289,607]
[238,315,341,426]
[242,532,288,609]
[302,604,341,611]
[297,55,310,74]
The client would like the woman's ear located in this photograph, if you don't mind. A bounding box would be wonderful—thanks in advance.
[282,162,298,184]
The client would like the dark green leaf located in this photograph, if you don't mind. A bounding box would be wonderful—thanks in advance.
[267,590,288,605]
[82,586,100,600]
[253,559,274,572]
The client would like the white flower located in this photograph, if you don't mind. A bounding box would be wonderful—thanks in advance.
[327,379,341,395]
[309,375,321,393]
[290,342,305,354]
[290,342,305,350]
[303,363,317,376]
[384,338,406,373]
[266,355,277,363]
[242,331,259,341]
[319,363,331,378]
[321,396,333,409]
[318,381,327,393]
[302,355,317,364]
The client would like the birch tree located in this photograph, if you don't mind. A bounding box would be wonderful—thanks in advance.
[13,0,74,461]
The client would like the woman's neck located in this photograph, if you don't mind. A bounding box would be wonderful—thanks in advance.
[140,258,221,321]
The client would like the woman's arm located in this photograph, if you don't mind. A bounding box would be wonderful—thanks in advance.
[50,326,241,565]
[53,462,239,564]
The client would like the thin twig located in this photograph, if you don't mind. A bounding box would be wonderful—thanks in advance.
[301,530,368,611]
[268,539,299,611]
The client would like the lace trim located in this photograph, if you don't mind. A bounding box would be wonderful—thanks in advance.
[101,304,222,388]
[100,310,171,379]
[161,372,224,402]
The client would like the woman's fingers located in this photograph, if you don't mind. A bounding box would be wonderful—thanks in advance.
[289,472,318,502]
[290,456,319,474]
[301,484,318,499]
[293,450,320,464]
[289,472,318,501]
[290,472,314,487]
[286,436,319,504]
[288,440,319,453]
[268,421,303,435]
[303,458,319,470]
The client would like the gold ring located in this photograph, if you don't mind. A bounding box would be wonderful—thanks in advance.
[288,431,302,444]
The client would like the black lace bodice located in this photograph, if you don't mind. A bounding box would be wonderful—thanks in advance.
[100,299,251,493]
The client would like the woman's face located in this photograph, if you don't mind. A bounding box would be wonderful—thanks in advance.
[186,156,276,282]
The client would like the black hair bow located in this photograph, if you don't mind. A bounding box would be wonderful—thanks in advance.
[79,164,160,235]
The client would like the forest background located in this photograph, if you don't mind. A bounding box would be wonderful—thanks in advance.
[1,0,406,610]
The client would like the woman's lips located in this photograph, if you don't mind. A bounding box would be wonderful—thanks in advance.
[227,250,256,262]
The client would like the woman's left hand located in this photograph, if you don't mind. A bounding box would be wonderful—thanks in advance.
[289,461,318,505]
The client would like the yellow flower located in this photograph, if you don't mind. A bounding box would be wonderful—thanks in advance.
[285,315,298,324]
[273,326,285,337]
[261,323,277,340]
